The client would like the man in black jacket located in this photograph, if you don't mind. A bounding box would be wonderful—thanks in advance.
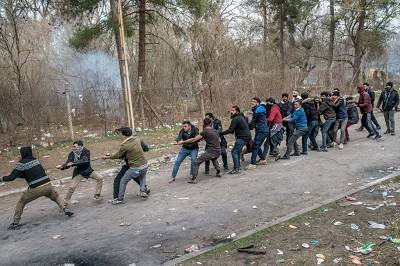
[1,147,73,230]
[56,140,104,203]
[377,81,399,135]
[220,105,252,174]
[204,113,228,173]
[301,92,319,153]
[170,121,199,183]
[278,93,293,145]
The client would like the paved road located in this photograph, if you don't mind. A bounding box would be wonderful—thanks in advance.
[0,114,399,266]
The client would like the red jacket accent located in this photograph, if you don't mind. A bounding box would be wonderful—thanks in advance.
[267,105,283,125]
[357,91,373,114]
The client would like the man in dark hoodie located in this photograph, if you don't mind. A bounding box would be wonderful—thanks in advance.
[301,92,319,153]
[356,83,381,131]
[56,140,104,203]
[345,96,359,143]
[278,93,293,145]
[1,147,73,230]
[331,90,348,150]
[204,113,228,173]
[317,91,336,151]
[352,84,381,140]
[376,81,399,135]
[220,105,252,174]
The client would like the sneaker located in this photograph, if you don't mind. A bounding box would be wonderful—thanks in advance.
[374,134,382,140]
[256,160,267,165]
[356,127,364,131]
[275,154,281,161]
[188,178,197,184]
[63,207,74,216]
[280,154,290,160]
[223,166,229,172]
[329,142,337,147]
[384,130,391,134]
[291,152,300,156]
[240,154,245,162]
[168,177,175,184]
[300,151,308,155]
[376,125,381,130]
[215,170,222,178]
[109,198,118,203]
[94,194,102,200]
[8,223,21,230]
[109,199,124,205]
[228,169,241,174]
[140,191,148,198]
[366,133,374,138]
[204,170,210,176]
[244,164,257,170]
[318,147,328,152]
[391,131,395,136]
[146,188,151,195]
[338,143,343,150]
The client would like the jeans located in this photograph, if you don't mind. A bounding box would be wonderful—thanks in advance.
[383,110,395,132]
[251,131,267,164]
[333,118,348,144]
[113,165,148,199]
[263,132,278,157]
[205,146,227,171]
[118,165,148,200]
[285,127,308,155]
[359,111,380,129]
[302,120,319,151]
[321,118,335,148]
[171,147,198,178]
[193,151,220,178]
[361,112,378,135]
[231,138,247,170]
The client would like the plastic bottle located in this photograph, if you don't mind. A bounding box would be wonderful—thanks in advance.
[388,236,400,244]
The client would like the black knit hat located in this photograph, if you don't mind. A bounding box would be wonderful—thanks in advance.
[386,81,393,88]
[332,91,340,97]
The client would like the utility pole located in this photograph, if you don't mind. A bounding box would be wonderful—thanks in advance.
[64,83,74,141]
[117,0,135,128]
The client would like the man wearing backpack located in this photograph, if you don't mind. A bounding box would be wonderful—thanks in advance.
[376,81,399,135]
[345,97,359,143]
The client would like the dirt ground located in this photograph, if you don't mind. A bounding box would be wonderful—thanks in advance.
[182,178,400,265]
[0,113,400,266]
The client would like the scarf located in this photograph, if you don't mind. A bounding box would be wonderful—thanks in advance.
[73,146,84,161]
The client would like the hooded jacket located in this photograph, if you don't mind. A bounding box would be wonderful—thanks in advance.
[302,98,318,121]
[377,88,399,111]
[60,147,93,178]
[318,99,336,120]
[346,102,359,124]
[248,105,269,133]
[1,147,51,188]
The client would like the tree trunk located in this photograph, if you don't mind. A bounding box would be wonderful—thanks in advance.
[138,0,146,84]
[279,2,285,83]
[326,0,334,88]
[353,0,366,87]
[261,0,267,72]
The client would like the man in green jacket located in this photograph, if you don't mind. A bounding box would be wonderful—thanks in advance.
[102,127,149,204]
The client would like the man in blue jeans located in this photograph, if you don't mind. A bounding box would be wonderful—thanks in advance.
[220,105,252,174]
[317,91,336,151]
[245,97,268,170]
[169,121,199,183]
[276,99,308,160]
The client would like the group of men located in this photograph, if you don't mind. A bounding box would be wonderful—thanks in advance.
[170,81,399,181]
[1,127,150,229]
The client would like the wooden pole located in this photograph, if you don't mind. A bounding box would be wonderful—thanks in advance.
[198,71,205,119]
[65,83,74,141]
[138,76,145,129]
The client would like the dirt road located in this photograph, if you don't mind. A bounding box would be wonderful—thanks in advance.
[0,114,399,266]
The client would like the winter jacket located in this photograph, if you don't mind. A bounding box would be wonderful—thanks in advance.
[1,147,51,188]
[332,96,348,119]
[278,101,292,117]
[366,88,376,107]
[318,99,336,119]
[221,113,252,142]
[109,136,148,167]
[377,89,399,111]
[302,98,318,121]
[267,105,283,126]
[248,105,269,133]
[289,107,307,128]
[60,148,93,178]
[356,91,373,114]
[175,126,200,150]
[346,103,359,125]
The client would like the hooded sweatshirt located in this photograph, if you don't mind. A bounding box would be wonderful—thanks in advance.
[248,105,269,133]
[356,84,373,114]
[1,147,51,188]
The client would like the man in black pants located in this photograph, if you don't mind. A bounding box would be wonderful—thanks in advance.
[356,82,381,131]
[204,113,229,174]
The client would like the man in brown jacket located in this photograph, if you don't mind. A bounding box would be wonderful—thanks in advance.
[102,127,149,204]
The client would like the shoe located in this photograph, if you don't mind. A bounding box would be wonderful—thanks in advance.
[384,130,391,134]
[300,151,308,155]
[215,170,222,177]
[228,169,241,174]
[374,134,382,140]
[223,166,229,172]
[146,188,151,195]
[168,177,175,184]
[256,160,267,165]
[240,154,245,162]
[188,178,197,184]
[318,147,328,152]
[291,152,300,156]
[338,144,343,150]
[109,199,124,205]
[366,133,374,138]
[140,192,148,198]
[310,147,319,151]
[280,154,290,160]
[63,207,74,216]
[109,198,118,203]
[244,164,257,170]
[376,126,381,130]
[204,170,210,176]
[329,142,337,147]
[391,131,395,136]
[94,194,102,200]
[8,223,21,230]
[275,154,281,161]
[356,127,364,131]
[308,143,312,149]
